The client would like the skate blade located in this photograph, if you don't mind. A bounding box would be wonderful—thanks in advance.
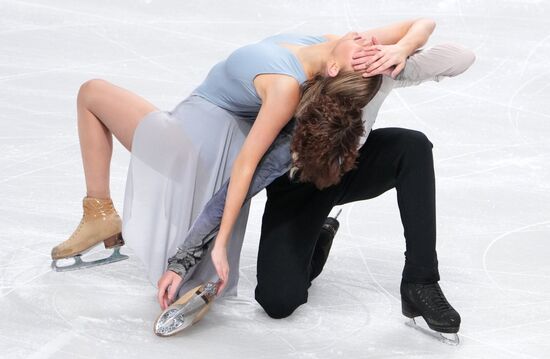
[51,247,129,272]
[405,318,460,346]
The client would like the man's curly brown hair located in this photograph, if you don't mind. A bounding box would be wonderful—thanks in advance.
[290,71,382,190]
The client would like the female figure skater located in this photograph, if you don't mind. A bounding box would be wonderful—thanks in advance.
[50,19,435,308]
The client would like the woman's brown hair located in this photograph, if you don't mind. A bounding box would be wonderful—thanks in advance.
[290,71,382,190]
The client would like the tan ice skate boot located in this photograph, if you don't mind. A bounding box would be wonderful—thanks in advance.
[51,196,129,272]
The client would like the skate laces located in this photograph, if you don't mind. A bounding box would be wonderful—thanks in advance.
[424,283,452,312]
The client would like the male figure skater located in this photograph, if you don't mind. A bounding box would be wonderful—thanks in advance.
[253,34,475,341]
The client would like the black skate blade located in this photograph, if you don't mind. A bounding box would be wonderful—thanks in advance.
[51,248,129,272]
[405,318,460,346]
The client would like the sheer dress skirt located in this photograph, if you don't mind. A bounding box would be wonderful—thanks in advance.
[122,94,253,298]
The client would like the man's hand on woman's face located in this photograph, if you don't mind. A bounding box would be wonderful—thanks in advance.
[351,36,404,78]
[351,35,377,73]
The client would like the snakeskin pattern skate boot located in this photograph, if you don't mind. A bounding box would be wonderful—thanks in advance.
[51,196,128,271]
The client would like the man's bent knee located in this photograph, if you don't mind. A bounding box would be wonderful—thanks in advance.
[254,285,307,319]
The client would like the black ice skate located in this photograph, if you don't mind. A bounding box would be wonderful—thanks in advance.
[400,281,461,345]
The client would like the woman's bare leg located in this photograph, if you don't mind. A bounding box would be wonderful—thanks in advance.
[76,78,159,198]
[51,79,160,267]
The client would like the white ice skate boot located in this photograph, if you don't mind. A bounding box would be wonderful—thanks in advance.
[51,196,128,271]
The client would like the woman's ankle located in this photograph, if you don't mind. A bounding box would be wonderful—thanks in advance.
[86,190,111,199]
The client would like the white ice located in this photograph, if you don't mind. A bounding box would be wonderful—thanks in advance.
[1,0,549,358]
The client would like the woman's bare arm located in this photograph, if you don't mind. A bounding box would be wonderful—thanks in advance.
[210,74,300,292]
[359,18,435,46]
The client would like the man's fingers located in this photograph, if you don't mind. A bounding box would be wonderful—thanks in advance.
[362,45,378,52]
[380,66,394,76]
[352,51,368,60]
[352,48,378,59]
[367,44,383,51]
[372,59,395,74]
[366,58,387,72]
[367,64,389,76]
[363,65,390,77]
[359,40,373,47]
[351,56,368,65]
[354,50,379,59]
[366,60,383,73]
[363,52,384,68]
[366,57,390,73]
[351,53,379,67]
[364,49,380,55]
[352,60,374,71]
[391,62,405,78]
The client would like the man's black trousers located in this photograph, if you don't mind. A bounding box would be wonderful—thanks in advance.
[254,127,441,319]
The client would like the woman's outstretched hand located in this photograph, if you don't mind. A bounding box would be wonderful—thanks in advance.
[157,270,183,310]
[352,36,404,78]
[211,244,229,295]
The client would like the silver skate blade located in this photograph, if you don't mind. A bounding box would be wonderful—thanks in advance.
[51,248,129,272]
[154,306,196,337]
[405,318,460,346]
[154,299,206,337]
[154,282,219,337]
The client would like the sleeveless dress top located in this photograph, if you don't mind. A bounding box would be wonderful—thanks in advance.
[193,34,328,118]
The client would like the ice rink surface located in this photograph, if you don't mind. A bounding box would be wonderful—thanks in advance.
[1,0,549,358]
